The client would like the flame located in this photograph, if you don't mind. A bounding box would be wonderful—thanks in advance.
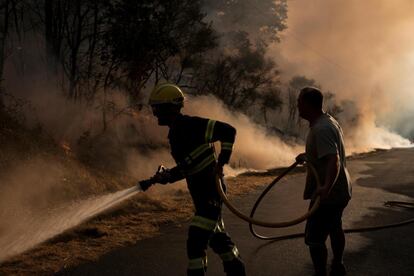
[130,110,140,119]
[60,141,72,156]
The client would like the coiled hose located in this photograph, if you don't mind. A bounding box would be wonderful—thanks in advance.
[216,161,414,241]
[216,161,322,228]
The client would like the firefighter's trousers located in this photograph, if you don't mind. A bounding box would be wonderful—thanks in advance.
[186,203,246,276]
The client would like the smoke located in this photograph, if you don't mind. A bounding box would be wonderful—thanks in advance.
[185,95,301,169]
[271,0,414,146]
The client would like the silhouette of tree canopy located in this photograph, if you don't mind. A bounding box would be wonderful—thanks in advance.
[1,0,292,132]
[103,0,217,101]
[191,31,281,111]
[204,0,288,42]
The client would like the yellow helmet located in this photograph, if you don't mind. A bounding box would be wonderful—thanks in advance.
[149,83,185,106]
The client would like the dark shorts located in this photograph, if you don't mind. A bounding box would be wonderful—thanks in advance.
[305,202,347,246]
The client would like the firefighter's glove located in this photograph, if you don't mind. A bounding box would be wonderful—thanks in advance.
[150,165,171,184]
[138,166,171,191]
[139,179,154,191]
[152,170,171,184]
[295,153,307,165]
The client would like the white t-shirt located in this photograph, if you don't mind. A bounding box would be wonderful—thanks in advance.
[304,113,352,205]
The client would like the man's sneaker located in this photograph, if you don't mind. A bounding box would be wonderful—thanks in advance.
[329,262,346,276]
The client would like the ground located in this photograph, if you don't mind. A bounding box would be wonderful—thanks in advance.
[1,148,414,275]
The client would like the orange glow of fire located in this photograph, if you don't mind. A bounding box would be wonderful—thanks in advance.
[60,141,72,156]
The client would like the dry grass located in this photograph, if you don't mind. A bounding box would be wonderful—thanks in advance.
[0,173,277,275]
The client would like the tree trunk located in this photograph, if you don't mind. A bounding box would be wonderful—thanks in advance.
[102,87,107,132]
[287,87,297,132]
[262,106,268,128]
[45,0,64,75]
[44,0,55,72]
[0,0,10,109]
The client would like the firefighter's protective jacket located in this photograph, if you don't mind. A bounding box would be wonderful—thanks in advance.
[167,114,236,208]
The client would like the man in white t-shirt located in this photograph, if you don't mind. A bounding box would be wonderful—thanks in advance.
[296,87,352,276]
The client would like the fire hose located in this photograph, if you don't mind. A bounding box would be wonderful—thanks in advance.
[215,161,322,228]
[215,161,414,241]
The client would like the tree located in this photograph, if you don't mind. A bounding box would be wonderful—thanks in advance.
[0,1,10,101]
[204,0,288,43]
[60,0,107,100]
[0,0,24,107]
[38,0,109,100]
[192,31,280,111]
[103,0,217,103]
[1,0,288,134]
[260,87,283,127]
[44,0,66,74]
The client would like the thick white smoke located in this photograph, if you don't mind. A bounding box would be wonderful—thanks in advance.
[271,0,414,146]
[184,95,302,169]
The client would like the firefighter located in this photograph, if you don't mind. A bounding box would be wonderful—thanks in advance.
[140,83,246,276]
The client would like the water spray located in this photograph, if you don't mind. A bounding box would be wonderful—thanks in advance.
[0,185,143,262]
[1,165,171,262]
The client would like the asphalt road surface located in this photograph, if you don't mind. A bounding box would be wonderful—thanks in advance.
[61,148,414,276]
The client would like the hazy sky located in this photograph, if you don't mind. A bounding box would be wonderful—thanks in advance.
[272,0,414,137]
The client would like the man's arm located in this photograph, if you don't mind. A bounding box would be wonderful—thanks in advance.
[313,126,340,200]
[167,166,185,183]
[317,153,340,200]
[206,120,236,176]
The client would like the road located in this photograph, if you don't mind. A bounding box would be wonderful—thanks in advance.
[60,148,414,276]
